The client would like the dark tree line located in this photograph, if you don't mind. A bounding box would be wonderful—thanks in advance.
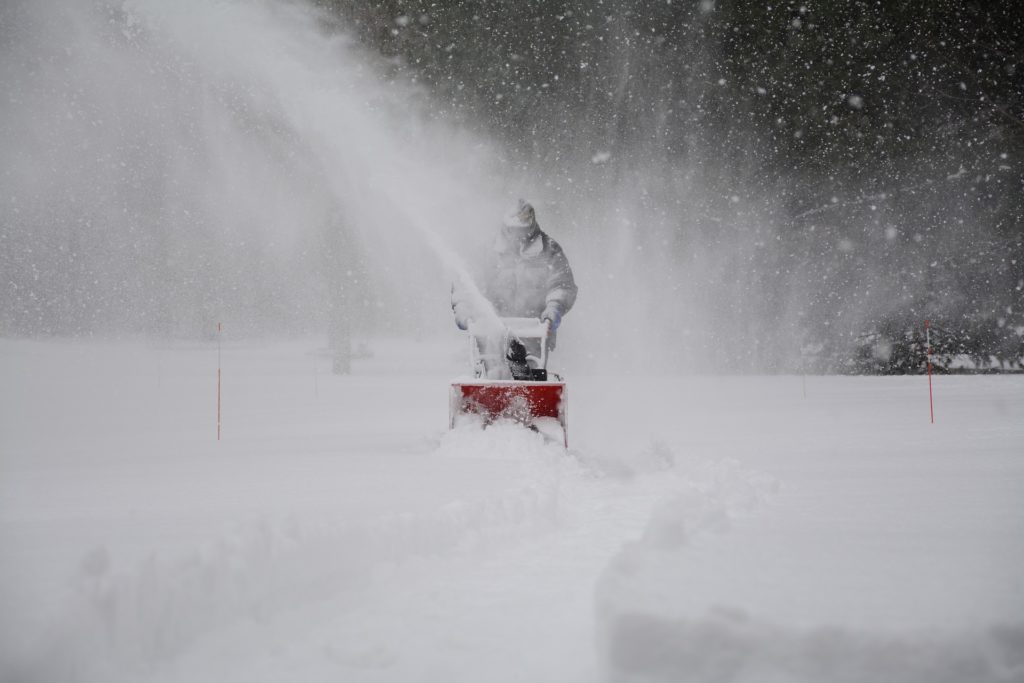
[321,0,1024,372]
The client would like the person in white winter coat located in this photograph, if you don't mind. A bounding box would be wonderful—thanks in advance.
[452,199,577,350]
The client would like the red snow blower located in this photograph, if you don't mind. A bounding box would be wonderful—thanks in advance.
[449,317,568,447]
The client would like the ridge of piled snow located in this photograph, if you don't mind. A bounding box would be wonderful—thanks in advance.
[595,458,1024,683]
[600,609,1024,683]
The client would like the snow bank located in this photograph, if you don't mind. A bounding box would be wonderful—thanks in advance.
[600,610,1023,683]
[595,458,1024,683]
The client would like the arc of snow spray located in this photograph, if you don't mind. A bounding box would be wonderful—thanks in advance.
[398,206,503,329]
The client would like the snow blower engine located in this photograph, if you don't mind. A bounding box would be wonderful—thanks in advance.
[449,317,568,447]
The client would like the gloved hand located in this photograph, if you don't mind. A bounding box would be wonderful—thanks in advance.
[540,305,561,331]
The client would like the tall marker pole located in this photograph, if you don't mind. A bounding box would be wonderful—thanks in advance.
[925,319,934,424]
[217,322,222,440]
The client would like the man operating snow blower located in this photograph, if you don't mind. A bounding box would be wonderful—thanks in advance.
[452,199,577,351]
[449,199,578,445]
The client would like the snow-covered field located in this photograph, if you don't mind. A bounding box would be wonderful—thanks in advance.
[1,337,1022,683]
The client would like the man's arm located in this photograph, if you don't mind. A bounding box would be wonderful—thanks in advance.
[543,244,577,326]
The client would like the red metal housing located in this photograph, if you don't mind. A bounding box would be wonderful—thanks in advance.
[450,380,567,447]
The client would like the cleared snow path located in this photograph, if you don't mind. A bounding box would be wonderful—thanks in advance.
[136,429,776,683]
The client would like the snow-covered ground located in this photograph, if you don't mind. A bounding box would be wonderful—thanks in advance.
[1,337,1022,683]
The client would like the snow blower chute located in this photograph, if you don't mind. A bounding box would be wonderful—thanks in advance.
[450,317,568,447]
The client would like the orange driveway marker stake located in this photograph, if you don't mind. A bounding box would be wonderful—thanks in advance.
[217,322,222,440]
[925,320,934,424]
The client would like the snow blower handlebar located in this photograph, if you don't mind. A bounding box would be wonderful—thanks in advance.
[466,317,551,377]
[501,317,550,369]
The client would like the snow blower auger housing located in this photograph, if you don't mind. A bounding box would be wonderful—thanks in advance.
[450,317,568,447]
